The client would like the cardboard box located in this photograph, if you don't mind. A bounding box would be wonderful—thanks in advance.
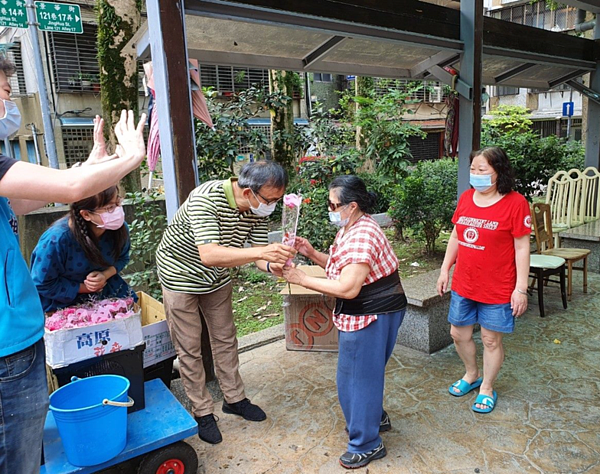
[281,265,338,352]
[137,292,177,368]
[44,311,144,369]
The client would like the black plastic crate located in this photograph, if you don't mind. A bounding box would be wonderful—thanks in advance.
[143,355,176,389]
[51,343,146,413]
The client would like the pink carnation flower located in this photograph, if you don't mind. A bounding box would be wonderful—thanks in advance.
[283,193,302,209]
[44,297,136,331]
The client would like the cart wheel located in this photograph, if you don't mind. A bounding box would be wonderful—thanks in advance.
[138,441,198,474]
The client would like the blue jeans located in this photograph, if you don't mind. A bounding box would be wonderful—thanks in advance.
[0,338,49,474]
[448,291,515,333]
[337,310,405,454]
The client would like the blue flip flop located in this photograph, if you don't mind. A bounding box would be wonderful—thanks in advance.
[472,391,498,414]
[448,376,483,397]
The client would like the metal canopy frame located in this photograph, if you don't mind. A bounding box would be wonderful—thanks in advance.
[138,0,600,217]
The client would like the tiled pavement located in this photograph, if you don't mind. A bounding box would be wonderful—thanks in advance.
[106,272,600,473]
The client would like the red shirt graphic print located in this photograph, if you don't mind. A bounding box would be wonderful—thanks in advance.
[451,189,531,304]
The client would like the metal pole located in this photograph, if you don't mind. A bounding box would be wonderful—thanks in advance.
[457,0,484,197]
[26,0,59,169]
[566,88,573,140]
[584,14,600,168]
[30,123,42,165]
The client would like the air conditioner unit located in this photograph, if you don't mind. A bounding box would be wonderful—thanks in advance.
[427,86,443,103]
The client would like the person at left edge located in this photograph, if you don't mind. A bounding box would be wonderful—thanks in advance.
[0,93,147,474]
[0,63,28,238]
[30,185,137,313]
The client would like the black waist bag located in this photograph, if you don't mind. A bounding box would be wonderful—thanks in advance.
[334,270,407,316]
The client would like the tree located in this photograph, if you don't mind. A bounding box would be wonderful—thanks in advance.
[96,0,142,192]
[268,70,299,170]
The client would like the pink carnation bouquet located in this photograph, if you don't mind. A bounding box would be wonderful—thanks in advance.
[281,193,302,266]
[45,297,136,332]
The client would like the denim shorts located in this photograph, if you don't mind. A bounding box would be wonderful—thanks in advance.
[448,291,514,333]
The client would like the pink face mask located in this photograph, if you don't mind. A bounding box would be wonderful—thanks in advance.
[96,206,125,230]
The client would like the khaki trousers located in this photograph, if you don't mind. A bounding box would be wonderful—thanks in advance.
[162,284,245,417]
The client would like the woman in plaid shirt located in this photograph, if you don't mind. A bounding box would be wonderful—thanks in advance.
[283,175,407,470]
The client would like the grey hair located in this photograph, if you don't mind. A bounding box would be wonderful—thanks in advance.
[237,161,288,191]
[0,57,16,77]
[329,175,377,213]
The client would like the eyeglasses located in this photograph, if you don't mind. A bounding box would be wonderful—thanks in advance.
[253,189,282,206]
[328,200,346,211]
[93,196,123,214]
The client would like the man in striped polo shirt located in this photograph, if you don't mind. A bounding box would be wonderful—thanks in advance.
[156,161,295,445]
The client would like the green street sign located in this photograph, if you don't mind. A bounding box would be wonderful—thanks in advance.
[35,1,82,34]
[0,0,28,29]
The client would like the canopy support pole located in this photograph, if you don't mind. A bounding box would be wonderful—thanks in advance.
[457,0,483,196]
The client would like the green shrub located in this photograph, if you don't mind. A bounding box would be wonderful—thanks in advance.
[125,191,167,301]
[389,158,457,254]
[482,106,585,198]
[556,139,585,171]
[296,187,337,252]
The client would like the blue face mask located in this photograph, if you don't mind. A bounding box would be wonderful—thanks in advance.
[470,173,494,192]
[0,100,21,139]
[329,210,349,227]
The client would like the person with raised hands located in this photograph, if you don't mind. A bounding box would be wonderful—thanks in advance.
[0,102,145,473]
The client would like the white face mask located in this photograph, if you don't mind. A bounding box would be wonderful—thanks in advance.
[0,100,21,139]
[248,190,277,217]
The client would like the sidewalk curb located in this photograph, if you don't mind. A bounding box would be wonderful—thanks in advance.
[238,323,285,353]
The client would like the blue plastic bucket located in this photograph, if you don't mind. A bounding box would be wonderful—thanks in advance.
[49,375,133,467]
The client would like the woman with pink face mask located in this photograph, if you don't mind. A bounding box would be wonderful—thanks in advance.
[30,185,136,312]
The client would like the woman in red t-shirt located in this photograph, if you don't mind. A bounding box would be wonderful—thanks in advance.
[437,147,531,414]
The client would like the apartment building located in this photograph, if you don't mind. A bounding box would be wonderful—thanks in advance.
[485,0,584,139]
[0,1,143,167]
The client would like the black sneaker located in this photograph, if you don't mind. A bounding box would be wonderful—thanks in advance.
[222,398,267,422]
[339,441,387,469]
[345,410,392,434]
[379,410,391,432]
[195,414,222,444]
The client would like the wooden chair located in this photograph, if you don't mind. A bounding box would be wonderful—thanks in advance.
[545,170,574,246]
[567,168,585,228]
[532,203,590,301]
[582,166,600,223]
[529,254,567,318]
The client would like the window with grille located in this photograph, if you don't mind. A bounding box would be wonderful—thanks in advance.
[199,65,269,94]
[62,124,149,167]
[239,124,271,154]
[47,25,99,93]
[1,43,27,95]
[532,120,559,138]
[408,132,442,162]
[496,86,519,96]
[374,78,446,103]
[313,73,333,83]
[61,126,94,167]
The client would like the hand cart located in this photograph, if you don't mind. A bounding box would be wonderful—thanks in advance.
[41,379,199,474]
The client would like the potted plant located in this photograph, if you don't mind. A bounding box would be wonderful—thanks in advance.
[67,75,80,89]
[78,73,97,90]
